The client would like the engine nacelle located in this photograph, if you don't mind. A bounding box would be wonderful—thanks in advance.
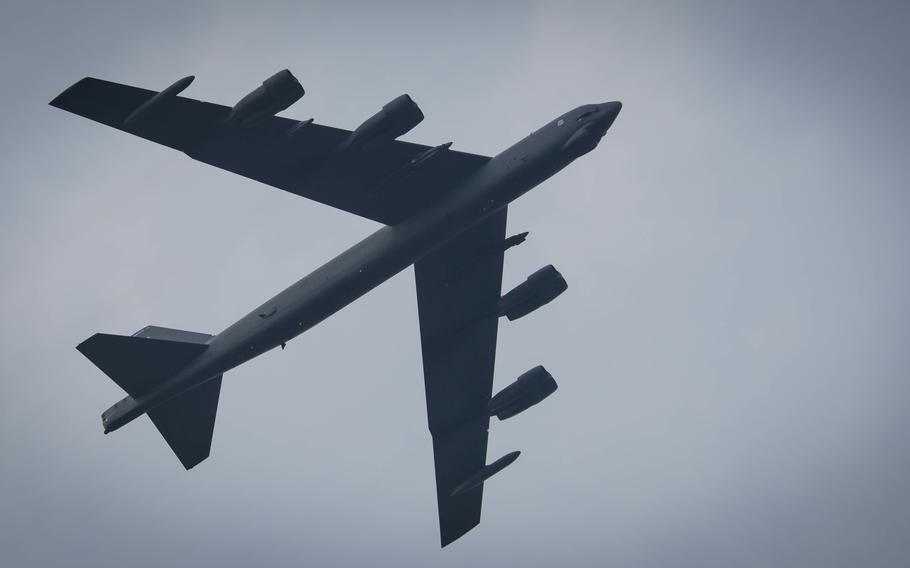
[341,94,424,151]
[488,366,558,420]
[228,69,304,127]
[497,265,567,321]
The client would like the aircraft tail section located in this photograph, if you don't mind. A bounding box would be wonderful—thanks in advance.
[76,326,212,398]
[77,325,222,468]
[149,375,223,469]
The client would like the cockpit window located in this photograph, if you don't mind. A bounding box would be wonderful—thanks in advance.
[556,119,565,127]
[576,110,597,122]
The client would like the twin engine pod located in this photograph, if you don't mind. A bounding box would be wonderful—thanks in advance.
[227,69,305,128]
[489,365,558,420]
[339,94,425,152]
[497,264,568,321]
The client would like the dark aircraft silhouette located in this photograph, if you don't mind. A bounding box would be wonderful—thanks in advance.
[51,70,621,546]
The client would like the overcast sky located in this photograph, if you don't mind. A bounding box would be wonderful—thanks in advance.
[2,1,909,566]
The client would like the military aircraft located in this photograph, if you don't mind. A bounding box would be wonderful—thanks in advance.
[51,69,621,546]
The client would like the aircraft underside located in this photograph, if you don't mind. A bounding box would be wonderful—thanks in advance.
[53,69,621,546]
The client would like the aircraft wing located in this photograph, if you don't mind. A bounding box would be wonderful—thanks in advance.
[413,208,508,546]
[49,77,490,225]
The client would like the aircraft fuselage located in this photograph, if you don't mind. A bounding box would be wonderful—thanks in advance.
[102,102,621,432]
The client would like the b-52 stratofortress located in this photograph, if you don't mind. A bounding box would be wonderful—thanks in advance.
[51,69,621,546]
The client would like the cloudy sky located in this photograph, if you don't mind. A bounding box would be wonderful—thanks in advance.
[2,0,909,566]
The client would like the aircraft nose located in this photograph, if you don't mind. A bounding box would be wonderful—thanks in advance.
[602,101,622,116]
[597,101,622,132]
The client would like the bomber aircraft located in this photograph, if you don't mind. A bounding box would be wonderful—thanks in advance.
[51,70,621,546]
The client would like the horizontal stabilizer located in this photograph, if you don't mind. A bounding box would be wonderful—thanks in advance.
[77,329,211,398]
[149,376,222,469]
[131,325,213,344]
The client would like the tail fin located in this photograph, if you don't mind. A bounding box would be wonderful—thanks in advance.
[77,325,221,469]
[149,375,222,469]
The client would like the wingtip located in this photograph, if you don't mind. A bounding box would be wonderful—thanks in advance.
[75,332,102,354]
[49,77,93,108]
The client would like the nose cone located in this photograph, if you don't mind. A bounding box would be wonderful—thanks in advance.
[561,101,623,158]
[597,101,622,133]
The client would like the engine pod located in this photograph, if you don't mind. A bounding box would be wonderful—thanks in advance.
[488,365,558,420]
[497,265,568,321]
[228,69,304,127]
[341,94,424,152]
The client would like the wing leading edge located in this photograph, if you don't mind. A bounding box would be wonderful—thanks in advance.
[414,208,510,546]
[50,75,490,225]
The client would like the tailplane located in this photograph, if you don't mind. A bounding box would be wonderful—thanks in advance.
[77,325,222,469]
[77,326,212,398]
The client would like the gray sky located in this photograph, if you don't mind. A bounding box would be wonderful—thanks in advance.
[2,0,909,566]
